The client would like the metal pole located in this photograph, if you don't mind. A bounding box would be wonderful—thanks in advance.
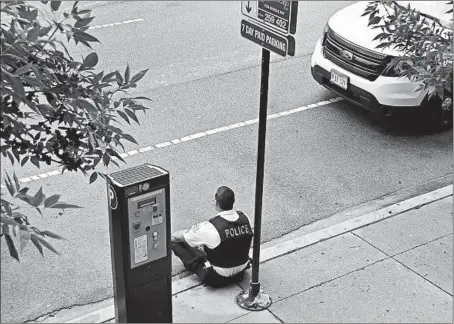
[236,48,272,311]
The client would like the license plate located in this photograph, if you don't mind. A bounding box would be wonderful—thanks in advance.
[330,69,348,90]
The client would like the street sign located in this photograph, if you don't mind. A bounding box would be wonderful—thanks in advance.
[241,19,295,57]
[241,1,298,35]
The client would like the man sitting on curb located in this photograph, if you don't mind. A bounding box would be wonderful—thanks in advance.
[171,186,253,288]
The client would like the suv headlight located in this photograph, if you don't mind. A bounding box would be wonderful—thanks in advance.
[383,58,413,77]
[394,59,413,75]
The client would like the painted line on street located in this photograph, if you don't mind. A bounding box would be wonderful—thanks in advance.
[60,184,453,323]
[88,18,144,30]
[0,97,343,189]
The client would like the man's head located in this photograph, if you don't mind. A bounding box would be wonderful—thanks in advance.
[215,186,235,211]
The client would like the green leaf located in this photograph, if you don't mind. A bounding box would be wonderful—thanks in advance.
[368,16,381,27]
[122,133,138,145]
[40,230,66,240]
[1,216,19,226]
[102,153,111,167]
[92,71,103,84]
[77,99,98,114]
[39,25,53,37]
[4,72,25,99]
[12,172,20,192]
[5,233,19,261]
[19,228,31,253]
[124,108,140,124]
[18,8,38,20]
[32,187,46,207]
[36,104,53,116]
[50,203,82,209]
[117,110,130,124]
[30,156,40,168]
[89,172,98,184]
[115,71,123,86]
[82,52,98,68]
[27,26,40,41]
[372,32,390,42]
[14,63,33,76]
[7,151,14,165]
[19,187,29,195]
[44,195,61,208]
[50,1,62,11]
[16,193,34,205]
[75,16,95,28]
[23,76,48,89]
[130,69,149,84]
[20,156,29,167]
[30,235,44,256]
[4,172,15,197]
[124,64,130,84]
[33,234,60,255]
[73,30,99,43]
[130,96,153,102]
[102,71,117,83]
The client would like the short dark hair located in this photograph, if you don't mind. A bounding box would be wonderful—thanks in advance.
[215,186,235,210]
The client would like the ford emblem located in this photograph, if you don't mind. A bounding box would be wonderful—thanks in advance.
[340,50,353,61]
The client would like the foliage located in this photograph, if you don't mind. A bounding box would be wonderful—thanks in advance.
[1,172,80,261]
[1,1,151,260]
[363,1,453,99]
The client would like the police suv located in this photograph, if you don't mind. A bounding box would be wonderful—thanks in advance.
[311,1,453,129]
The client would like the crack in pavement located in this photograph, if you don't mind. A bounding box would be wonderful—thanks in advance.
[27,296,114,323]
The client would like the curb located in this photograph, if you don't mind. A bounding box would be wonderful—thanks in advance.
[50,184,452,323]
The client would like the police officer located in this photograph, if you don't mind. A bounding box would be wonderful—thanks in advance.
[171,186,253,288]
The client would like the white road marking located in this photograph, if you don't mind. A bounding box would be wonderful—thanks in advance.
[0,97,343,187]
[88,18,144,30]
[127,150,139,156]
[139,146,154,153]
[155,142,172,148]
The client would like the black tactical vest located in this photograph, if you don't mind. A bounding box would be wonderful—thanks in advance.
[204,211,253,268]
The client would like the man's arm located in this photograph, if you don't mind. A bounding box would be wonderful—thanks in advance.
[171,229,188,243]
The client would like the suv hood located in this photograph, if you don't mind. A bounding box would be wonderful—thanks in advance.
[328,1,453,57]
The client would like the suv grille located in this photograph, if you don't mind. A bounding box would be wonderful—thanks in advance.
[323,28,389,81]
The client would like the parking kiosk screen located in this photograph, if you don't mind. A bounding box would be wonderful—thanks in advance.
[127,189,167,269]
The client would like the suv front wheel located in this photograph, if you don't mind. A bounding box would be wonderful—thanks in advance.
[422,93,453,132]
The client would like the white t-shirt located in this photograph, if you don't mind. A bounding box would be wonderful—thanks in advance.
[183,210,252,277]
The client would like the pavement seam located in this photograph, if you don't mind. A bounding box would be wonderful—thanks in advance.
[225,307,284,324]
[0,97,342,190]
[351,231,454,297]
[266,309,285,323]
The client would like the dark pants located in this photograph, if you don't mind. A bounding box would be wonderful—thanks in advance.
[172,242,246,288]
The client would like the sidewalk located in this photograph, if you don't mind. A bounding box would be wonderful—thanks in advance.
[50,186,453,323]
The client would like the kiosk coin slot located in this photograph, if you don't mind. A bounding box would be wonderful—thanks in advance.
[107,164,172,323]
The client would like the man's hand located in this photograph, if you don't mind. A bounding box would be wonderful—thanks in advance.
[171,229,187,243]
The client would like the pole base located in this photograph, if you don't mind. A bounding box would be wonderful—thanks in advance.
[236,289,272,311]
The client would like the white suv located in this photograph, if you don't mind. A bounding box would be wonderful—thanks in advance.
[311,1,452,127]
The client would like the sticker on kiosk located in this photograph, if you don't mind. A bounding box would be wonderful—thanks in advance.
[134,235,148,264]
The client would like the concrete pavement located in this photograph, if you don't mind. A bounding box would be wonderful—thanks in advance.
[39,185,453,323]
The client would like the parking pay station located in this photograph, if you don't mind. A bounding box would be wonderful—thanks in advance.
[107,163,172,323]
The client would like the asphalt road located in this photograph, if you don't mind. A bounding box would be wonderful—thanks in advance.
[1,1,453,323]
